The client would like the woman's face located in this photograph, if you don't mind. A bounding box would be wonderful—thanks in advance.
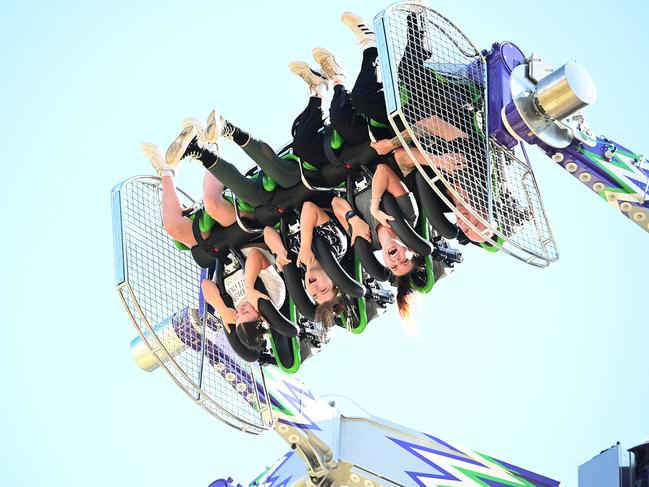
[454,202,491,243]
[378,226,415,276]
[305,266,337,304]
[382,242,415,276]
[235,301,260,325]
[449,186,492,243]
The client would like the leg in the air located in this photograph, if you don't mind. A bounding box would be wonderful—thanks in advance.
[341,13,387,125]
[350,46,389,125]
[289,62,331,168]
[292,96,329,167]
[140,142,198,247]
[329,84,370,146]
[202,171,238,227]
[165,126,269,208]
[207,109,302,189]
[160,174,197,246]
[241,137,302,188]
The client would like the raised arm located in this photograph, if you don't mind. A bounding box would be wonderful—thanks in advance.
[394,146,466,175]
[370,164,408,226]
[244,248,270,311]
[201,279,236,332]
[332,196,371,245]
[297,201,329,268]
[263,226,291,271]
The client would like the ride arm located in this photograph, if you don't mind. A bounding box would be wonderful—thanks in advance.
[200,279,236,331]
[540,133,649,233]
[485,46,649,234]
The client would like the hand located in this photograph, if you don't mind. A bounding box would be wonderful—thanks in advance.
[433,152,466,172]
[371,138,398,155]
[350,216,371,245]
[275,251,292,272]
[220,308,237,334]
[297,245,316,269]
[370,206,395,227]
[245,287,270,312]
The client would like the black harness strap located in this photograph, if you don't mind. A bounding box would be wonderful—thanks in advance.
[209,257,259,363]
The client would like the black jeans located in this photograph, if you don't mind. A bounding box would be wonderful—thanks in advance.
[329,85,370,146]
[350,46,405,140]
[291,97,330,169]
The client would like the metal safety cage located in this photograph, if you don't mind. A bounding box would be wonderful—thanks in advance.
[111,176,273,434]
[374,1,558,266]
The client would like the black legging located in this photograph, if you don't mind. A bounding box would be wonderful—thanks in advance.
[241,138,302,188]
[205,154,337,227]
[209,87,381,207]
[206,157,272,208]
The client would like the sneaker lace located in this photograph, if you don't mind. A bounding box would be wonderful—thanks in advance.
[221,120,236,141]
[304,72,325,89]
[320,56,342,78]
[183,136,204,160]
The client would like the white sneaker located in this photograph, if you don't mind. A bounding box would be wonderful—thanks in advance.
[288,61,330,94]
[206,110,237,144]
[311,48,346,84]
[165,125,200,166]
[183,117,209,147]
[341,12,376,47]
[140,142,177,177]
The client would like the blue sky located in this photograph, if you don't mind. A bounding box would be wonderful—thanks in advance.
[1,1,648,486]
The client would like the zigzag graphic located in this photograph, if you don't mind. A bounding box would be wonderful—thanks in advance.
[387,435,551,487]
[587,150,648,201]
[263,371,322,430]
[257,452,294,487]
[482,455,559,487]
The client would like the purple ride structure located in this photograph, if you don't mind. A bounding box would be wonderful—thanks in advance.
[111,1,647,485]
[375,2,647,267]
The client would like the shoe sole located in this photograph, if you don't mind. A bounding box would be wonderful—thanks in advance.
[140,142,171,175]
[312,48,344,80]
[289,62,328,88]
[165,126,194,166]
[341,12,364,28]
[184,117,209,146]
[206,110,222,144]
[341,12,375,41]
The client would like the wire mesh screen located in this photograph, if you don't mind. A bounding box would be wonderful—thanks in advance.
[490,142,558,261]
[112,176,271,434]
[375,2,557,266]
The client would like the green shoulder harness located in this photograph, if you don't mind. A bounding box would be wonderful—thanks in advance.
[172,209,218,250]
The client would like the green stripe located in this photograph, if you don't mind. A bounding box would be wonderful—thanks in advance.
[350,255,369,334]
[410,216,435,294]
[268,334,301,374]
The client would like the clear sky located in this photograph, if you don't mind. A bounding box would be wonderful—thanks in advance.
[2,1,648,486]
